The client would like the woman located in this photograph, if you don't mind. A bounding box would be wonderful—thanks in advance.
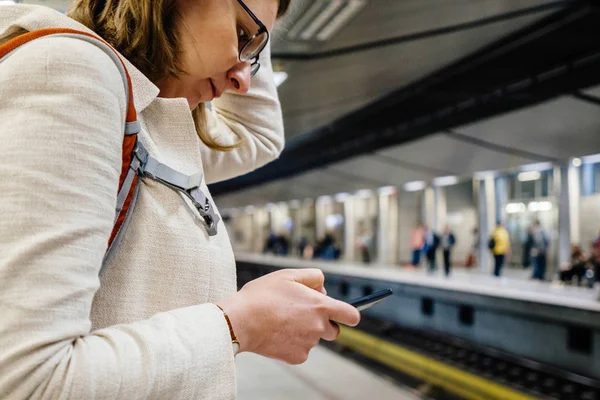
[0,1,360,399]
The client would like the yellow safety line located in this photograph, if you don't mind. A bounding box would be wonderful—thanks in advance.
[336,327,537,400]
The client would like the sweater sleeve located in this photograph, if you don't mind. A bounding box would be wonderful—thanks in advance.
[0,38,235,400]
[202,43,285,184]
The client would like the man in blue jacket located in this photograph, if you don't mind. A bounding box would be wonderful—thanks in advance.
[424,225,441,273]
[441,225,456,277]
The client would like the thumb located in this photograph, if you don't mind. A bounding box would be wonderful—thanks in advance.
[290,268,325,291]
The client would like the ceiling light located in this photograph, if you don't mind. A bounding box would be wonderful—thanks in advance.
[520,162,553,172]
[317,195,333,204]
[378,186,397,196]
[505,203,526,214]
[273,71,288,87]
[316,0,368,41]
[335,192,350,202]
[572,158,582,167]
[0,0,17,4]
[528,201,552,212]
[325,214,344,229]
[474,170,497,180]
[404,181,426,192]
[433,176,458,187]
[356,189,373,198]
[288,0,368,41]
[300,0,345,40]
[518,171,541,182]
[582,154,600,164]
[287,1,331,40]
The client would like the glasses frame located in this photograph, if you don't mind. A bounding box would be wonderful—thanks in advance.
[236,0,270,77]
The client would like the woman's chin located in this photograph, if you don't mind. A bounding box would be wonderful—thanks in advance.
[186,94,204,110]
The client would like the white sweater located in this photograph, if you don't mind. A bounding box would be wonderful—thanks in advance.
[0,5,284,400]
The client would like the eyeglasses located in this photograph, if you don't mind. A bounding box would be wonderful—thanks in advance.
[236,0,270,77]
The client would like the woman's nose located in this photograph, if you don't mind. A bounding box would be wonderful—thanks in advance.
[226,62,252,94]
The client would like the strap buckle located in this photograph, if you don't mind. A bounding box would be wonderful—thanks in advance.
[133,143,220,236]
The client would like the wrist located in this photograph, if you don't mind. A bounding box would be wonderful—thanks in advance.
[215,304,240,355]
[215,299,250,354]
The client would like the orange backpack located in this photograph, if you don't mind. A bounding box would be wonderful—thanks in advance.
[0,28,220,272]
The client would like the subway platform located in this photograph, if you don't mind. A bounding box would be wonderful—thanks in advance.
[237,253,600,311]
[236,345,418,400]
[236,253,600,391]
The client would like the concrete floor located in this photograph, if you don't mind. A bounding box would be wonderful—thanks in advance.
[236,346,419,400]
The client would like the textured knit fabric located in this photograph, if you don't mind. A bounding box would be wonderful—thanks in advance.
[0,5,284,400]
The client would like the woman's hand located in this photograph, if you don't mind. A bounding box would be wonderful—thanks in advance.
[216,268,360,364]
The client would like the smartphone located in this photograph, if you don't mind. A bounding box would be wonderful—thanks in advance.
[347,288,393,311]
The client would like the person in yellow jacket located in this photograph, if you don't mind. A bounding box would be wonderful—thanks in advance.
[490,222,511,277]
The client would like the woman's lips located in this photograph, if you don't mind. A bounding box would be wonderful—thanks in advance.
[210,79,223,99]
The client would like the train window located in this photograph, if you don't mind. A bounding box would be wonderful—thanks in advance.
[422,298,434,316]
[340,281,349,297]
[459,305,475,326]
[567,325,593,355]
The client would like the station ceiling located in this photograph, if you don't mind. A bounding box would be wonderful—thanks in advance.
[18,0,600,209]
[213,0,600,209]
[216,85,600,209]
[270,0,564,140]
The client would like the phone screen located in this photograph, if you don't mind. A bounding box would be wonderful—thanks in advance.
[347,288,393,311]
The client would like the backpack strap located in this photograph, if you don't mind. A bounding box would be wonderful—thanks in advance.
[0,28,140,272]
[0,28,221,274]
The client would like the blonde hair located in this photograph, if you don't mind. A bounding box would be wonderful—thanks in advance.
[66,0,291,151]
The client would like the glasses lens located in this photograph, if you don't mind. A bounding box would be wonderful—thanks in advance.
[250,61,260,77]
[240,31,268,62]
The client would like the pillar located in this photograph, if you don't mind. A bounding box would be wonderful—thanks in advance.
[422,186,447,231]
[377,191,399,265]
[582,162,594,196]
[434,186,447,230]
[343,197,356,263]
[569,164,581,245]
[422,187,435,229]
[555,161,580,272]
[495,177,508,225]
[477,175,496,273]
[315,196,330,240]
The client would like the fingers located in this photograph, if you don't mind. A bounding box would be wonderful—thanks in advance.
[321,321,340,341]
[290,268,325,291]
[325,298,361,327]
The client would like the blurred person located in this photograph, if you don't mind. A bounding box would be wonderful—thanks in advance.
[593,228,600,250]
[441,225,456,277]
[264,232,289,256]
[559,245,587,285]
[588,249,600,286]
[466,227,478,267]
[297,236,308,257]
[263,231,278,254]
[0,1,362,399]
[522,226,535,268]
[410,222,425,267]
[531,220,549,280]
[315,233,341,261]
[490,222,511,277]
[424,225,440,272]
[276,232,290,256]
[356,224,373,264]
